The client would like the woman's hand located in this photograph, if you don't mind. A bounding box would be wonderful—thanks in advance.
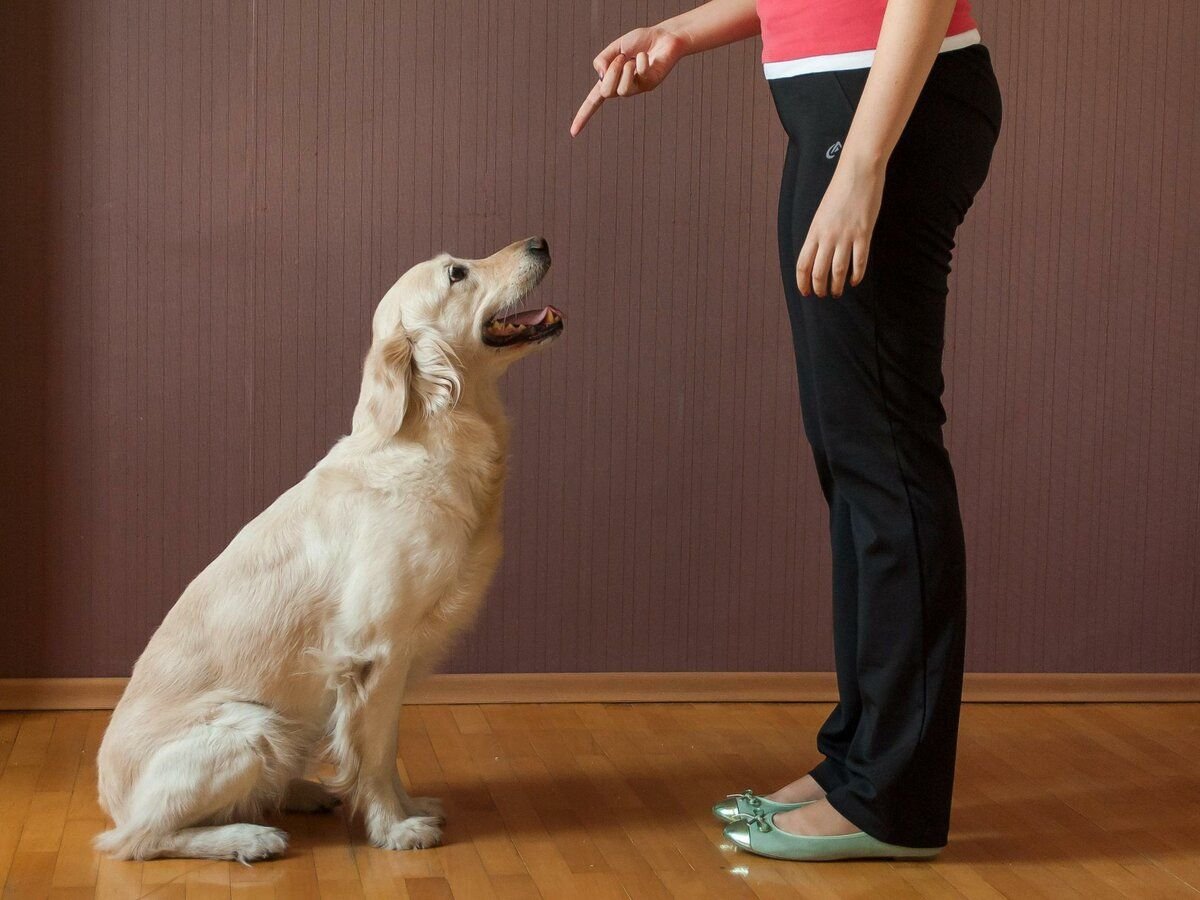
[797,157,886,298]
[570,1,759,136]
[570,25,689,136]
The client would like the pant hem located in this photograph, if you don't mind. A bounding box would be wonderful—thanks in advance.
[808,759,847,794]
[822,786,949,849]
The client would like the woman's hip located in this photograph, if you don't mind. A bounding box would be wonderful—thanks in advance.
[771,44,1001,227]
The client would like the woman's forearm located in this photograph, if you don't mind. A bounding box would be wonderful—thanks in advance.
[661,0,761,56]
[840,0,957,171]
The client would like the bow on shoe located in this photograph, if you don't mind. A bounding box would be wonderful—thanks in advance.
[725,790,763,809]
[730,811,773,833]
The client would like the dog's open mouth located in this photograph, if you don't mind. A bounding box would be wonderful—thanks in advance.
[482,306,564,348]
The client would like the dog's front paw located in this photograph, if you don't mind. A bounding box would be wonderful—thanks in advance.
[405,796,444,822]
[370,816,442,851]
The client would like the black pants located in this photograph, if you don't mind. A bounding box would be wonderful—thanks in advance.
[771,44,1001,849]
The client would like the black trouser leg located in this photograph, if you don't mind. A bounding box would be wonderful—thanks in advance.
[779,140,863,781]
[772,45,1002,848]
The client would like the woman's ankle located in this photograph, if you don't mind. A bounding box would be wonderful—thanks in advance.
[766,773,827,804]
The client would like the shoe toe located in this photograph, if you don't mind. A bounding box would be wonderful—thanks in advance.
[723,821,752,850]
[711,800,739,822]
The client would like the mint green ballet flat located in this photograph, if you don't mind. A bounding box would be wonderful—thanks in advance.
[723,812,945,861]
[711,790,814,824]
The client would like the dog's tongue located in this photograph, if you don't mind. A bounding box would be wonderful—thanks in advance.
[493,306,560,326]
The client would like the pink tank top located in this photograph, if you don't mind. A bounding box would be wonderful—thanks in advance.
[757,0,979,78]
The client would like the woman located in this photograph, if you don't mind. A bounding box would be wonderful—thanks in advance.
[572,0,1001,862]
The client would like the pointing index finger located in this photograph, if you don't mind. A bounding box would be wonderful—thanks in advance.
[571,55,623,136]
[571,81,606,136]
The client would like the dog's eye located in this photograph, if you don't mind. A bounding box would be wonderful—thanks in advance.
[448,265,468,284]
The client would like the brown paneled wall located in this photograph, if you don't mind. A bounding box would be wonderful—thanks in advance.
[1,1,1197,677]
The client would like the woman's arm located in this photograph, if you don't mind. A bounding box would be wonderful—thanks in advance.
[570,0,760,136]
[657,0,762,56]
[797,0,957,298]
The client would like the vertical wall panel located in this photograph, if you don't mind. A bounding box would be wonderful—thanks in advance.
[0,0,1197,677]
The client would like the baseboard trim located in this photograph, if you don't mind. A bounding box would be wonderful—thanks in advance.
[1,672,1198,710]
[0,677,132,711]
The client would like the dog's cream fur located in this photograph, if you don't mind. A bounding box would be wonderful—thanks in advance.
[95,238,555,862]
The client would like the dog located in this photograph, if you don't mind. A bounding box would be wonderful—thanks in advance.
[95,237,562,862]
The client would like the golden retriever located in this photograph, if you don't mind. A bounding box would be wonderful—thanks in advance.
[95,237,561,862]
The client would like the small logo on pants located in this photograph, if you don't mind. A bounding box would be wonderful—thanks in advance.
[826,141,843,160]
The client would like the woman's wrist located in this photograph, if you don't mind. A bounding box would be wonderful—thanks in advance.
[655,20,696,59]
[839,143,890,178]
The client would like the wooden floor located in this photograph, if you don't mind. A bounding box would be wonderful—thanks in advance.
[1,703,1198,899]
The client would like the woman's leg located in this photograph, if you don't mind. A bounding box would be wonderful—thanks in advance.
[773,138,861,803]
[770,46,1001,848]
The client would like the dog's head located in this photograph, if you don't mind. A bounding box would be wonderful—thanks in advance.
[353,236,560,439]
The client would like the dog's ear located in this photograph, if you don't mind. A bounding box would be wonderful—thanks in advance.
[360,326,461,438]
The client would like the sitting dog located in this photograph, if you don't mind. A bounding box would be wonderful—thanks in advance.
[95,237,562,862]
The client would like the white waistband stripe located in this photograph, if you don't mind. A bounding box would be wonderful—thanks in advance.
[763,28,981,79]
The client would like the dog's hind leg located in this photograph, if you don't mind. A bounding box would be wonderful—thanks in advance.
[94,702,299,861]
[138,823,289,862]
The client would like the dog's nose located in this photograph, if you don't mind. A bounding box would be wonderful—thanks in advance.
[525,236,550,257]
